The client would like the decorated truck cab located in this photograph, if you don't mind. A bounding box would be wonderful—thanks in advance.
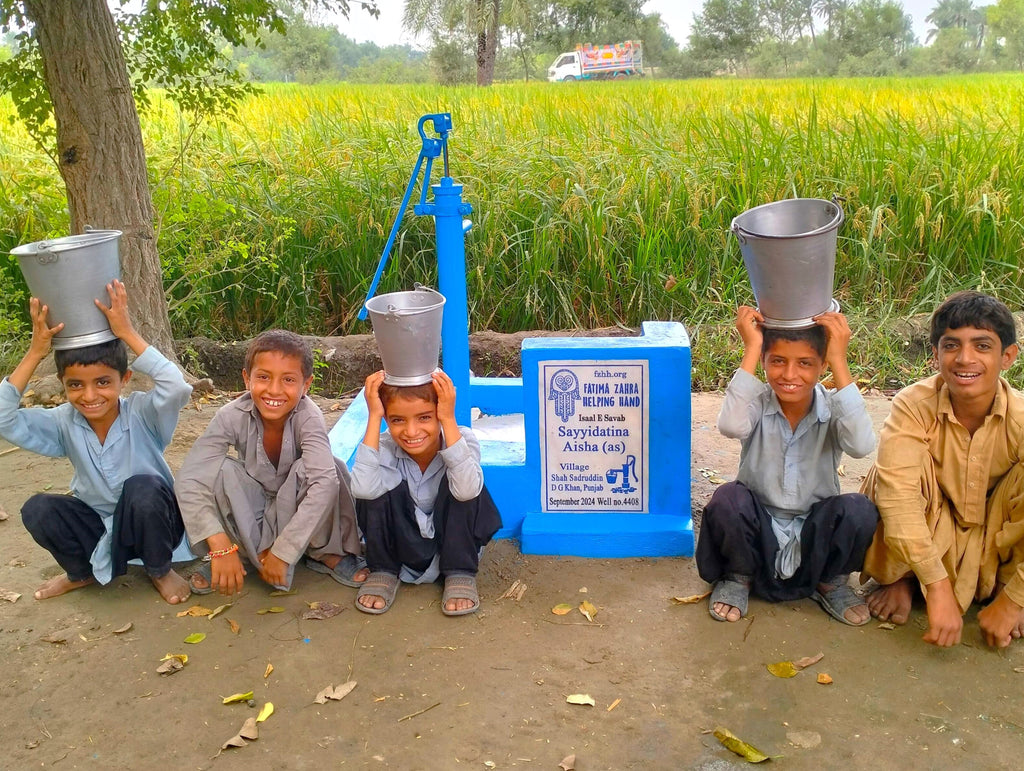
[547,41,644,82]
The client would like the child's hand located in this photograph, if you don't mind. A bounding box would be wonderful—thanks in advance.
[95,280,137,341]
[258,549,289,588]
[27,297,64,356]
[814,311,853,389]
[364,370,386,420]
[735,305,764,351]
[432,370,457,424]
[211,551,246,596]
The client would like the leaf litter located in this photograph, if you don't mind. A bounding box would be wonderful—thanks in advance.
[302,600,345,620]
[223,691,255,705]
[183,632,206,644]
[566,694,596,707]
[314,680,357,704]
[713,726,771,763]
[579,600,598,622]
[176,604,213,618]
[768,652,824,678]
[551,603,573,616]
[670,591,712,605]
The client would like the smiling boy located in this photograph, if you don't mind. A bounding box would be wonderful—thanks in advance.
[0,282,193,604]
[695,305,878,625]
[176,330,366,594]
[862,291,1024,648]
[350,369,501,615]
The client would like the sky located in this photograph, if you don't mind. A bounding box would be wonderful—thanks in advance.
[335,0,939,51]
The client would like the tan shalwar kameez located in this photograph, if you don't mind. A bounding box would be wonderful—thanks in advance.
[861,374,1024,611]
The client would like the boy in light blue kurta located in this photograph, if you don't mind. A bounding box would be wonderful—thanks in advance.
[0,281,193,604]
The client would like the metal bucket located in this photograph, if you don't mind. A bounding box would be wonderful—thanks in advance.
[365,286,446,386]
[731,199,843,329]
[12,229,123,350]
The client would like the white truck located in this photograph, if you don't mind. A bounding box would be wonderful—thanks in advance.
[547,41,644,82]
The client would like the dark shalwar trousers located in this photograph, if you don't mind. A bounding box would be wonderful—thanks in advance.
[21,474,185,581]
[696,481,878,602]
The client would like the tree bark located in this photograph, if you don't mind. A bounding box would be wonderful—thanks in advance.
[22,0,177,361]
[475,0,500,86]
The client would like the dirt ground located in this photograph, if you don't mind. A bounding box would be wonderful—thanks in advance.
[1,390,1023,771]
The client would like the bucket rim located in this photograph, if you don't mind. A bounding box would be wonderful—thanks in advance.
[364,286,446,316]
[11,230,123,257]
[730,198,843,241]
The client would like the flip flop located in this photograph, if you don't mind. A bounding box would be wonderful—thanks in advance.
[708,575,750,621]
[305,554,368,588]
[188,561,214,596]
[812,582,870,626]
[355,571,399,614]
[441,573,480,616]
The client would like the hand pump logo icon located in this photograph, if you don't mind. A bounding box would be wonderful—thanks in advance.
[548,369,580,423]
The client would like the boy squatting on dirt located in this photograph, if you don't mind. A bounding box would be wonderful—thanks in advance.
[696,305,879,625]
[175,330,368,595]
[862,291,1024,648]
[0,281,193,604]
[351,369,502,615]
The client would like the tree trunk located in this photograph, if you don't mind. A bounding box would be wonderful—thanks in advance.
[22,0,177,362]
[475,0,500,86]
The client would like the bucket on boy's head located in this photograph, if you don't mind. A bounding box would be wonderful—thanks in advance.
[12,229,123,350]
[731,198,844,330]
[365,285,446,386]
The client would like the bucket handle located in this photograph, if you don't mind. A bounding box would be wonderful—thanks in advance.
[382,283,442,318]
[34,242,59,265]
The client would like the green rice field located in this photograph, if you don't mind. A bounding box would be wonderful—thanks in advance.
[2,75,1023,387]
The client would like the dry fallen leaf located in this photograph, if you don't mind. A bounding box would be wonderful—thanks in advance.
[257,606,286,615]
[670,591,712,605]
[766,661,799,678]
[264,663,274,679]
[41,629,71,644]
[787,730,822,749]
[713,726,770,763]
[238,717,259,741]
[566,694,596,707]
[314,680,357,704]
[256,702,274,722]
[302,600,345,620]
[112,622,133,634]
[160,653,189,664]
[579,600,598,622]
[817,673,833,685]
[708,476,728,485]
[227,618,241,635]
[551,603,574,616]
[559,754,577,770]
[792,652,824,670]
[176,604,213,618]
[183,632,206,644]
[0,588,22,603]
[208,602,232,620]
[222,691,255,705]
[837,464,847,476]
[664,275,678,291]
[156,658,184,675]
[1013,666,1024,674]
[878,622,896,630]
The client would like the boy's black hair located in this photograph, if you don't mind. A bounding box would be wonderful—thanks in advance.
[54,339,128,379]
[245,330,313,379]
[379,382,438,413]
[929,291,1017,350]
[760,325,827,361]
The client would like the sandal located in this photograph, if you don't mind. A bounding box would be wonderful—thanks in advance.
[441,573,480,616]
[355,571,399,614]
[188,561,214,596]
[709,574,750,621]
[812,580,870,626]
[305,554,368,588]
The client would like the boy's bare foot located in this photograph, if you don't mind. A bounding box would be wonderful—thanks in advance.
[712,600,743,622]
[867,575,914,624]
[150,569,191,604]
[34,574,94,600]
[709,576,749,622]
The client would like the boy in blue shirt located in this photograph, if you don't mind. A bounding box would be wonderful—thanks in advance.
[696,305,879,625]
[0,281,193,603]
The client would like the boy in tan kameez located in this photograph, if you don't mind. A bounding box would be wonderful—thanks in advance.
[862,291,1024,648]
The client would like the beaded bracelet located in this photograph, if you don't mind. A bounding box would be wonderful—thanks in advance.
[205,543,239,561]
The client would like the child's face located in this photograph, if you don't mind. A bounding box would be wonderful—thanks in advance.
[243,351,313,425]
[384,395,441,465]
[61,362,130,431]
[761,338,826,414]
[933,325,1018,404]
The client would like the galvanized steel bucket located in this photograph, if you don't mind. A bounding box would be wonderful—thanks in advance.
[731,199,843,329]
[12,229,123,350]
[365,285,446,386]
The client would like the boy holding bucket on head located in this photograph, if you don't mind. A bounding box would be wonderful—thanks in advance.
[695,305,879,625]
[175,330,367,595]
[352,287,501,615]
[0,281,193,604]
[862,291,1024,648]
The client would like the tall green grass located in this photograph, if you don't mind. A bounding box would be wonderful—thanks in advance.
[2,76,1023,387]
